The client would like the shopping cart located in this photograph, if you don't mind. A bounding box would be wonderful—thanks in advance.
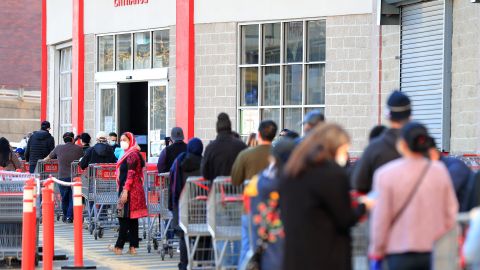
[0,173,37,266]
[35,160,62,220]
[144,171,175,258]
[456,154,480,172]
[179,177,215,270]
[90,163,117,240]
[207,177,243,269]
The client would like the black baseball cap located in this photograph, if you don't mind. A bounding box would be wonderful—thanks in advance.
[387,90,411,121]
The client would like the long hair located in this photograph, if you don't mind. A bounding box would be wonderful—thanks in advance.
[284,123,350,178]
[247,133,257,147]
[0,137,12,167]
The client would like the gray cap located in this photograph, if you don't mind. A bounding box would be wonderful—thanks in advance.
[171,127,185,142]
[302,110,325,126]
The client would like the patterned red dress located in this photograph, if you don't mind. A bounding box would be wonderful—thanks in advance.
[118,151,147,219]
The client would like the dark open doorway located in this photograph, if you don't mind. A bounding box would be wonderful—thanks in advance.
[117,82,148,152]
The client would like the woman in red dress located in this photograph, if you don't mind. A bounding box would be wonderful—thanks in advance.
[110,132,148,255]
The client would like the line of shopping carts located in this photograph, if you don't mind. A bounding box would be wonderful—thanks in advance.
[35,160,61,220]
[0,171,39,267]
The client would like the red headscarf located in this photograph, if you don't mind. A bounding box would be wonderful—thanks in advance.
[116,132,139,185]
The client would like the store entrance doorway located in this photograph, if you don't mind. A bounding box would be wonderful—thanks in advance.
[117,81,148,152]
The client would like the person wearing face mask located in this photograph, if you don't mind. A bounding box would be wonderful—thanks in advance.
[79,131,117,170]
[108,132,120,149]
[279,123,366,270]
[368,122,457,270]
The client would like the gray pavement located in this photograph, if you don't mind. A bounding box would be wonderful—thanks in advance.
[34,222,178,270]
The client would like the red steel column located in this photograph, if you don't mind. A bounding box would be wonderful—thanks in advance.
[72,0,85,135]
[41,0,47,121]
[176,0,195,139]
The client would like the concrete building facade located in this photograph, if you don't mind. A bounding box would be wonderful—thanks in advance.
[44,0,480,162]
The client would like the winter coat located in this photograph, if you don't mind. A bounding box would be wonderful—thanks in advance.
[0,152,22,171]
[25,130,55,166]
[201,132,247,181]
[80,143,117,169]
[351,128,401,193]
[280,161,365,270]
[157,141,187,173]
[169,138,203,211]
[118,151,147,219]
[441,156,472,212]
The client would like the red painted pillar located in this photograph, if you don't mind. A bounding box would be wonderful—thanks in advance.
[72,0,85,135]
[41,0,47,121]
[176,0,195,139]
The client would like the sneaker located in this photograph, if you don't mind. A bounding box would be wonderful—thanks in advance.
[66,218,73,223]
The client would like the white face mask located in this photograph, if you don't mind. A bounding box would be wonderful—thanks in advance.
[120,141,129,150]
[335,154,348,167]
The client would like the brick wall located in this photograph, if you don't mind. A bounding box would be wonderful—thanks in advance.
[194,23,237,142]
[450,0,480,153]
[325,14,377,153]
[0,0,41,91]
[84,34,96,137]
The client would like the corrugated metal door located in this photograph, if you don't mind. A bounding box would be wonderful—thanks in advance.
[400,0,452,151]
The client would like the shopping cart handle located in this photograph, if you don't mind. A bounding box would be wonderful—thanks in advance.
[194,195,208,201]
[221,196,243,203]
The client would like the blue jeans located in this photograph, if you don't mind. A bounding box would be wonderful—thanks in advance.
[238,214,250,268]
[29,163,36,174]
[58,178,73,219]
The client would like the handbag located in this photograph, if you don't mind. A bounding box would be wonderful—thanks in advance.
[116,190,129,218]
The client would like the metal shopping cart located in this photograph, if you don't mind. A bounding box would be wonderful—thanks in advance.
[71,161,91,228]
[90,163,117,240]
[144,171,175,258]
[35,160,62,220]
[0,172,38,266]
[180,177,215,270]
[207,177,243,269]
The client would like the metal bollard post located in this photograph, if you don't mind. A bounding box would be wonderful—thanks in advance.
[42,184,54,270]
[61,177,96,269]
[21,181,35,270]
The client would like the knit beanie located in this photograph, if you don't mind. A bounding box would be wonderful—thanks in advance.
[216,113,232,133]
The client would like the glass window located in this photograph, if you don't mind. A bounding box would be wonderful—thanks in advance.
[98,36,114,72]
[284,65,302,105]
[116,34,132,71]
[283,108,302,134]
[305,107,325,115]
[59,47,72,136]
[240,109,259,135]
[306,64,325,105]
[241,25,259,64]
[100,88,116,133]
[262,108,280,126]
[307,20,326,62]
[285,22,303,63]
[240,67,258,106]
[134,32,151,69]
[149,85,167,140]
[262,66,280,106]
[238,20,326,136]
[153,30,169,68]
[263,23,281,64]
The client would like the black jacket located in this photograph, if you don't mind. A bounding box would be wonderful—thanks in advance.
[201,132,247,181]
[79,143,117,169]
[280,162,364,270]
[157,141,187,173]
[25,130,55,165]
[169,152,202,210]
[351,128,401,193]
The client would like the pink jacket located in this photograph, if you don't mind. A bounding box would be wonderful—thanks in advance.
[369,158,458,258]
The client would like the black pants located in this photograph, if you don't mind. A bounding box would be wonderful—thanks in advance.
[387,252,431,270]
[115,218,139,249]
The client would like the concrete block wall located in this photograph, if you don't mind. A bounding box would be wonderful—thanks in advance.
[194,23,237,142]
[379,25,400,122]
[0,98,40,142]
[450,0,480,153]
[325,14,377,153]
[84,34,96,138]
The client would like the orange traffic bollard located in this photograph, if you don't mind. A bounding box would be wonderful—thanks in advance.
[42,185,54,270]
[21,181,35,270]
[61,177,96,269]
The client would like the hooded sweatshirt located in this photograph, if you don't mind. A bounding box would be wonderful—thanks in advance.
[25,129,55,166]
[79,142,117,169]
[169,138,203,210]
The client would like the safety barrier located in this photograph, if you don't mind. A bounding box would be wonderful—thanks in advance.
[207,177,243,268]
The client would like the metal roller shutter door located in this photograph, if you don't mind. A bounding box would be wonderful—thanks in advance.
[400,0,451,151]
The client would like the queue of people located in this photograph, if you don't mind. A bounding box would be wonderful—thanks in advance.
[0,88,479,269]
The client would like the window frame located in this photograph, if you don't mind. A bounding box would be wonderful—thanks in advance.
[96,28,170,73]
[58,46,73,137]
[237,19,327,136]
